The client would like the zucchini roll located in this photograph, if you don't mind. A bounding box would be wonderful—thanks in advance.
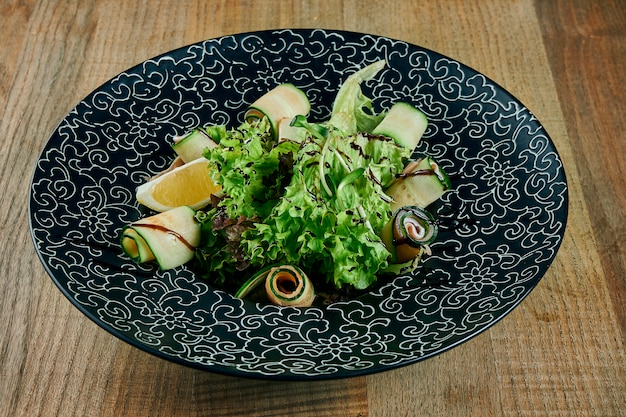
[234,264,316,307]
[386,156,451,211]
[171,127,219,163]
[121,206,201,270]
[380,206,438,264]
[244,83,311,141]
[265,265,316,307]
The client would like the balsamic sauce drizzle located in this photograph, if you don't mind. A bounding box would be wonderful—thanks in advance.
[133,223,196,251]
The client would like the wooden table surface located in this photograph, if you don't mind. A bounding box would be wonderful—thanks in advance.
[2,0,625,415]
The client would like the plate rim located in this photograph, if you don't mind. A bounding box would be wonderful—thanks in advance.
[28,28,569,380]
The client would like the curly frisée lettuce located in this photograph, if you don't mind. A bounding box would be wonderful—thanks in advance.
[242,127,410,290]
[203,117,300,220]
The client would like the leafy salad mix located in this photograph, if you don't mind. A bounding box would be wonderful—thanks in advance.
[121,60,451,307]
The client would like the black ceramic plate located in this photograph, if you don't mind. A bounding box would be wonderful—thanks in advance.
[29,29,568,380]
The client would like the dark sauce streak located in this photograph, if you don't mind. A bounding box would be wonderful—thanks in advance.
[133,224,195,251]
[362,132,394,142]
[446,172,466,182]
[198,128,213,140]
[396,169,436,179]
[337,148,354,164]
[415,267,453,288]
[368,171,383,187]
[434,202,479,232]
[434,241,464,254]
[435,217,479,231]
[348,142,367,161]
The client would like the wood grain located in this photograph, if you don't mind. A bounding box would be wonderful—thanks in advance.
[1,0,625,416]
[535,0,626,337]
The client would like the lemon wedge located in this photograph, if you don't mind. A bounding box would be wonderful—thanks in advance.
[136,157,221,212]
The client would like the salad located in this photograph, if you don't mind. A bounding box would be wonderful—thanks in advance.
[121,60,451,307]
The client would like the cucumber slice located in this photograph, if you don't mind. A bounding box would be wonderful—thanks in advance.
[372,102,428,151]
[121,206,200,270]
[244,83,311,140]
[121,227,155,263]
[171,128,218,163]
[276,117,308,143]
[234,264,274,299]
[386,156,451,211]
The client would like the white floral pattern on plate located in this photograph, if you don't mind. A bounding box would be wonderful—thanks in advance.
[29,29,568,380]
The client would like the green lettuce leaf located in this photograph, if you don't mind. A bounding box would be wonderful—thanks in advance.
[203,118,300,219]
[328,60,387,135]
[242,127,410,290]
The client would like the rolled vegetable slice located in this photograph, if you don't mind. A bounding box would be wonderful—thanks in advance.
[120,227,155,263]
[171,127,219,163]
[380,206,438,264]
[234,264,274,299]
[121,206,201,270]
[264,265,316,307]
[276,117,308,143]
[386,156,451,211]
[244,83,311,140]
[372,102,428,152]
